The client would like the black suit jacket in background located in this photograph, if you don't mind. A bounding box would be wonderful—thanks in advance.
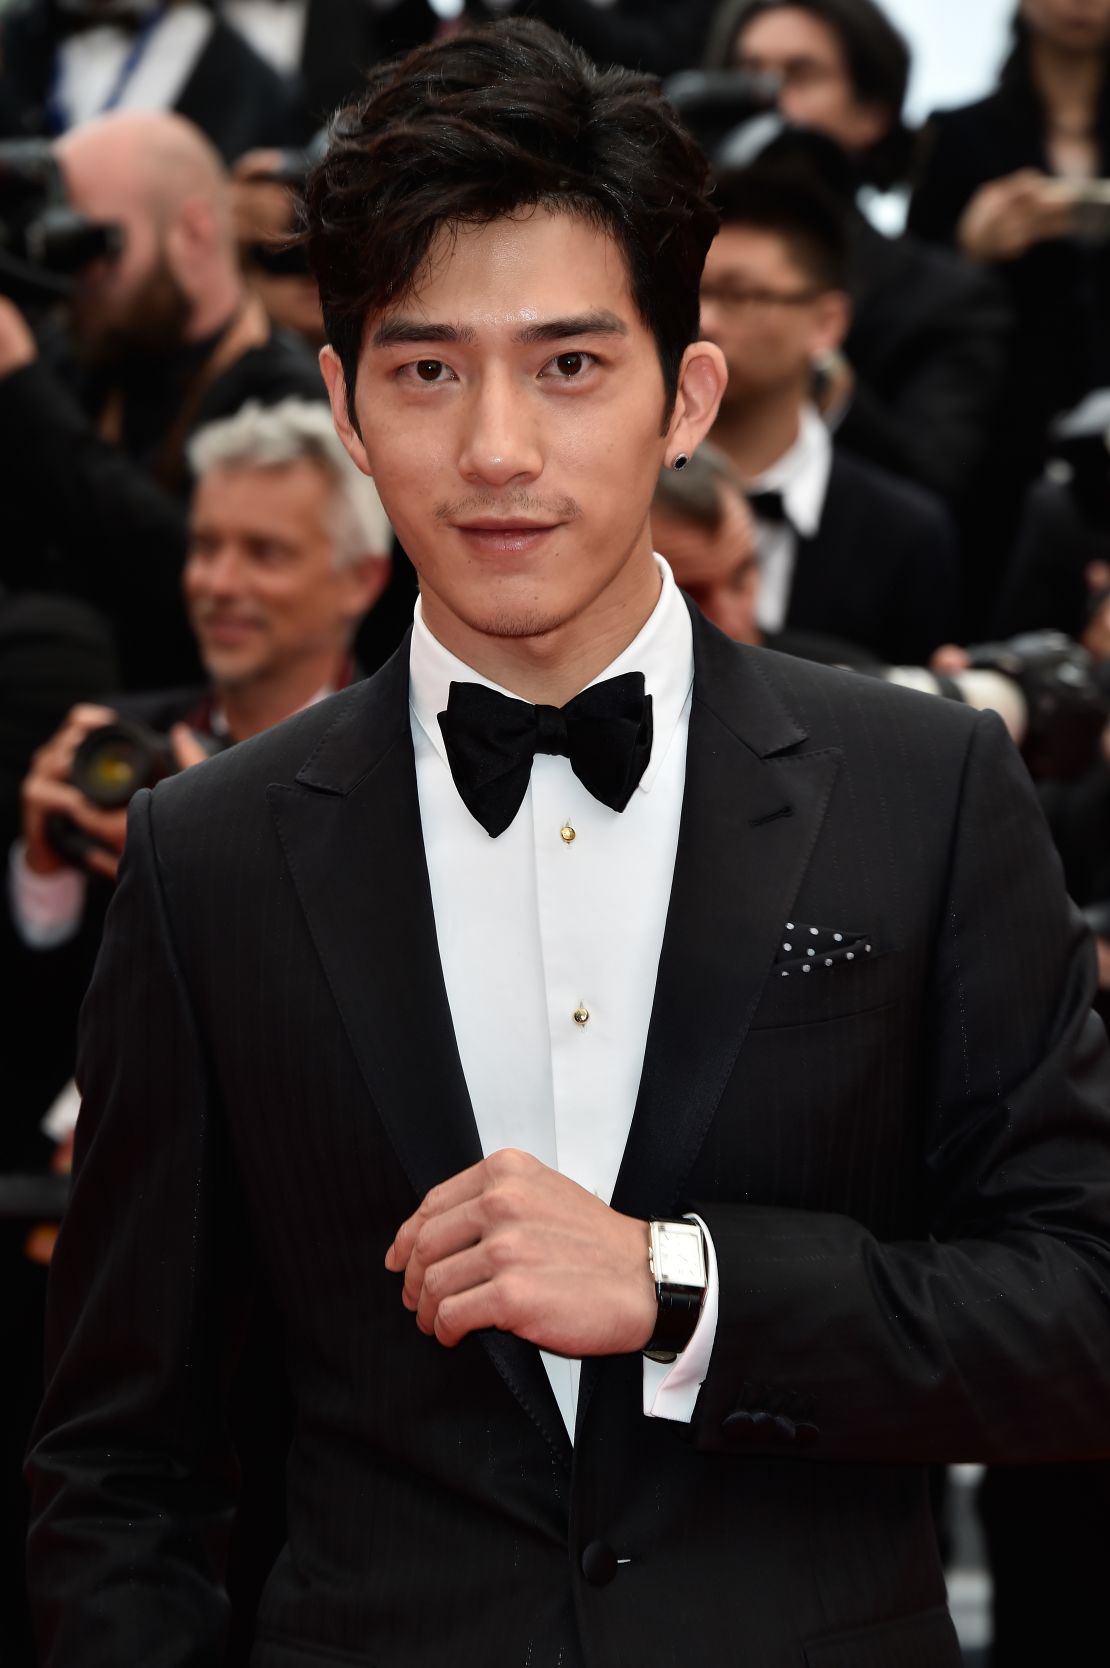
[840,215,1011,513]
[784,448,961,664]
[26,606,1110,1668]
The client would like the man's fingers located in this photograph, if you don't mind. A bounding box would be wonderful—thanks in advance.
[412,1242,493,1333]
[432,1276,529,1349]
[385,1151,533,1270]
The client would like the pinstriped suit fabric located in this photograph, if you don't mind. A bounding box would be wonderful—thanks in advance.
[26,612,1110,1668]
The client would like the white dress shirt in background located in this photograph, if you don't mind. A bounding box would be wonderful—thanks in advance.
[52,3,215,130]
[747,403,833,636]
[409,556,718,1438]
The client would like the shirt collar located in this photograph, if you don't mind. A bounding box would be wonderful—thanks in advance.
[409,554,693,795]
[747,404,832,539]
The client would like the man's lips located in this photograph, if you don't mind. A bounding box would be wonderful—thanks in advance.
[198,617,263,642]
[453,520,562,554]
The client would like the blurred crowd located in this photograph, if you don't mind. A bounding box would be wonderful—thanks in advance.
[3,0,1110,1663]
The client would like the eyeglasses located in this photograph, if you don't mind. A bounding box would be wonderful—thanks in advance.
[700,284,824,311]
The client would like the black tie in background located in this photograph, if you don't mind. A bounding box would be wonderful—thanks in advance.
[438,672,653,838]
[747,490,789,526]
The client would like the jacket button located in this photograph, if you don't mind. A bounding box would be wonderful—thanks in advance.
[580,1540,618,1586]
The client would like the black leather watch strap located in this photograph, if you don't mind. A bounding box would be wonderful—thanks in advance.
[643,1285,704,1363]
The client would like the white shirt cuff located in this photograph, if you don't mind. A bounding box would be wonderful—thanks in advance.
[8,840,87,948]
[642,1212,719,1423]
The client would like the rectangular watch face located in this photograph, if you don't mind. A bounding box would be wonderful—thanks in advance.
[651,1220,706,1288]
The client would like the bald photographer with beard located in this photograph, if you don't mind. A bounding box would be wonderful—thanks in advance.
[0,109,325,689]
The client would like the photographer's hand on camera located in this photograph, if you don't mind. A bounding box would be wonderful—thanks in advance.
[0,294,37,378]
[22,705,129,883]
[958,169,1075,263]
[23,709,213,885]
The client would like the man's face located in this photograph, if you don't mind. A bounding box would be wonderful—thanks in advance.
[734,7,890,155]
[60,148,188,364]
[700,226,844,410]
[1022,0,1110,53]
[324,209,692,654]
[184,461,378,689]
[652,487,761,645]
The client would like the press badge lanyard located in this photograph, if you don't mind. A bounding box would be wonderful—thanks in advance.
[45,5,169,134]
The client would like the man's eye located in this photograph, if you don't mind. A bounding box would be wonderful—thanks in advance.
[541,351,595,380]
[398,359,455,383]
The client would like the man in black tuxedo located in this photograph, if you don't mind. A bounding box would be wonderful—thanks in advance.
[703,166,962,664]
[25,21,1110,1668]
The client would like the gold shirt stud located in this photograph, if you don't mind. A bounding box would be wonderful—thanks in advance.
[573,1005,590,1026]
[560,823,576,844]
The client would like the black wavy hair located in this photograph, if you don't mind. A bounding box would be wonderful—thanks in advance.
[704,0,913,188]
[303,18,720,427]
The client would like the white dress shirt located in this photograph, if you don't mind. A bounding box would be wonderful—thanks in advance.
[221,0,308,74]
[409,556,718,1438]
[52,3,215,130]
[747,404,833,636]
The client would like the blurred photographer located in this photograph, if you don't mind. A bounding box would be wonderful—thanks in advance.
[699,0,1010,517]
[701,164,962,665]
[910,2,1110,515]
[9,397,390,957]
[0,109,325,688]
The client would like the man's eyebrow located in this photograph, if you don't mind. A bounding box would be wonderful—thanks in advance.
[514,312,629,345]
[370,319,478,348]
[370,312,630,350]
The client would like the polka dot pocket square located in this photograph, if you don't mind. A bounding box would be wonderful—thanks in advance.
[774,922,875,977]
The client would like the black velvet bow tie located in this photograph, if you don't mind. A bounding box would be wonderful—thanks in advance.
[747,489,789,526]
[437,672,654,838]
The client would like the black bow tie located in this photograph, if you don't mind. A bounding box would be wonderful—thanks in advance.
[437,672,653,839]
[747,489,789,526]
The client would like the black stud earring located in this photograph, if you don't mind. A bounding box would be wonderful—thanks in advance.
[672,453,689,471]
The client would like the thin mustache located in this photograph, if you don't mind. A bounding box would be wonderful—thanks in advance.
[435,495,580,524]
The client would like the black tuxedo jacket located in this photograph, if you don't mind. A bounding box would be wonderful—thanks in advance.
[785,449,961,665]
[27,608,1110,1668]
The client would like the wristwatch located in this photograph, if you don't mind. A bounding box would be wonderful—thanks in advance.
[643,1217,708,1364]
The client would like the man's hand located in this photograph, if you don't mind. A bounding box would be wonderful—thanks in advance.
[22,709,212,883]
[22,704,125,881]
[386,1148,656,1356]
[958,170,1074,263]
[0,294,38,378]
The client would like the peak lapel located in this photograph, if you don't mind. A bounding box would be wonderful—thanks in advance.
[577,616,841,1433]
[267,643,570,1466]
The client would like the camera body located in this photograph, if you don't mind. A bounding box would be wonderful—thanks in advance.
[0,139,123,309]
[963,631,1109,782]
[45,718,218,868]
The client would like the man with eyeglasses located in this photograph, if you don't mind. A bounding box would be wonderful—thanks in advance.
[701,165,961,666]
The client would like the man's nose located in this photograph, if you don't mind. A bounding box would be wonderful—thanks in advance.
[457,372,543,488]
[190,546,245,594]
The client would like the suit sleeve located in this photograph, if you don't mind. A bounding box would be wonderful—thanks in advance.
[691,710,1110,1463]
[25,787,250,1666]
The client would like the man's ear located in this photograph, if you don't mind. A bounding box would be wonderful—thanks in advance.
[320,345,372,476]
[811,290,852,358]
[664,340,729,459]
[340,553,391,622]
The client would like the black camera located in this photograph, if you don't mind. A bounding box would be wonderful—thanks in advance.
[45,719,217,868]
[965,632,1109,781]
[0,139,123,309]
